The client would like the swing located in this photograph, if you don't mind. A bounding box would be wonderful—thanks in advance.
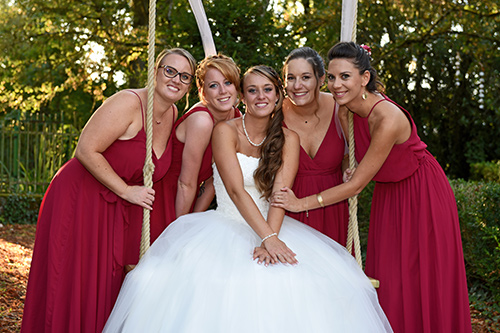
[139,0,379,289]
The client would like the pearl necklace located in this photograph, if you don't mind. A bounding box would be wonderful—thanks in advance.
[242,113,266,147]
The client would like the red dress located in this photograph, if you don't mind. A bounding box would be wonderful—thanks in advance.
[356,96,471,332]
[285,104,349,246]
[150,106,242,241]
[21,93,174,333]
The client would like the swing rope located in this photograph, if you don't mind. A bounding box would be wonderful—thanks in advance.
[140,0,157,258]
[342,0,363,268]
[140,0,215,259]
[341,0,379,288]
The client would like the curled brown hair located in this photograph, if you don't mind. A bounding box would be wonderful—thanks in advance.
[241,65,285,200]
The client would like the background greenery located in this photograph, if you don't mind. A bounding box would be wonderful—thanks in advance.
[1,0,499,180]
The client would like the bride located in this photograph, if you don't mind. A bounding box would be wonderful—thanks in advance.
[103,65,392,332]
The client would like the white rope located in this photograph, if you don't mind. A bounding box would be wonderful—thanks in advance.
[188,0,217,56]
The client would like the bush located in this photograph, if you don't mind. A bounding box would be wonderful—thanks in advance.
[452,179,500,304]
[0,193,40,225]
[470,160,500,183]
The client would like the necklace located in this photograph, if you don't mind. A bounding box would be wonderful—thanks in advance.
[242,113,266,147]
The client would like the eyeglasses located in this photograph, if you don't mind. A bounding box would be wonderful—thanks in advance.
[159,65,194,85]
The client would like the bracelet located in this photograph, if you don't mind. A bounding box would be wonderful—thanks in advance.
[305,196,309,218]
[261,232,277,244]
[316,193,325,208]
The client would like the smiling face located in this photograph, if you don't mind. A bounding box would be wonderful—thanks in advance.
[242,72,279,118]
[327,58,369,106]
[156,53,193,102]
[284,58,322,107]
[200,67,238,114]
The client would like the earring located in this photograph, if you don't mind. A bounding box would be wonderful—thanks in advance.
[362,91,367,100]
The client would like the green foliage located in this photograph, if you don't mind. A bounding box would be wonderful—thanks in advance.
[470,160,500,183]
[357,180,374,251]
[0,193,40,225]
[452,179,500,303]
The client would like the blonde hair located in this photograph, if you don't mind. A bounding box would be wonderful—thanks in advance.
[196,54,241,103]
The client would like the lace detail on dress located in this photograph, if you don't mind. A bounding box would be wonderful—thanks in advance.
[213,153,269,221]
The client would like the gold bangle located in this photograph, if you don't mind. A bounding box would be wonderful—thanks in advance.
[316,193,325,208]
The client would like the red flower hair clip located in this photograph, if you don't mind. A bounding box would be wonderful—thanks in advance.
[360,44,372,57]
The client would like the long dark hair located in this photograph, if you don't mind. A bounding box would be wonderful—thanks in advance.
[241,65,285,200]
[327,42,384,93]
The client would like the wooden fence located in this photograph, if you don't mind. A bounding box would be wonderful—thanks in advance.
[0,113,80,197]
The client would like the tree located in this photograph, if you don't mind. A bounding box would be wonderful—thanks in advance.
[281,0,500,178]
[1,0,499,179]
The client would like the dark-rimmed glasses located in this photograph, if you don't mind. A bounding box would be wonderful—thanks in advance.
[159,65,194,85]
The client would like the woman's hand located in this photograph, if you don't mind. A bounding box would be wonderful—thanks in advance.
[262,236,298,265]
[122,185,155,210]
[253,246,275,266]
[343,167,356,183]
[270,187,303,213]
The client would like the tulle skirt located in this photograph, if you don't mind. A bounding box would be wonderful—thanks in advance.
[104,211,392,333]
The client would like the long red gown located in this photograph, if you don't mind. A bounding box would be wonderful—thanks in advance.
[150,106,242,241]
[356,96,471,332]
[285,104,349,246]
[21,93,174,333]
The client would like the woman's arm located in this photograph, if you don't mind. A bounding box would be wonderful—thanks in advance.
[265,129,300,232]
[75,90,155,210]
[212,121,297,265]
[174,111,214,218]
[192,176,215,212]
[272,103,409,211]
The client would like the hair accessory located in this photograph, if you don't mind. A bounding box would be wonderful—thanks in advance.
[360,44,372,57]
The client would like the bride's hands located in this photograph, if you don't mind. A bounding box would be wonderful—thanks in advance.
[253,246,275,266]
[262,236,298,265]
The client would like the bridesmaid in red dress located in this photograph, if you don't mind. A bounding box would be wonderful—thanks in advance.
[272,41,471,332]
[150,54,242,241]
[21,48,196,333]
[281,47,349,245]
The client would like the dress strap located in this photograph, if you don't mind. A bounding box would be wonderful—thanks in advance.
[367,97,389,118]
[127,90,145,127]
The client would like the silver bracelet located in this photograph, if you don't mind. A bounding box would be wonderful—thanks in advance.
[261,232,277,244]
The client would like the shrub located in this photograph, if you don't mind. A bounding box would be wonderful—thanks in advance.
[0,193,40,225]
[452,179,500,303]
[470,160,500,183]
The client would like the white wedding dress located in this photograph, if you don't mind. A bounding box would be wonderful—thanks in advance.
[104,153,393,332]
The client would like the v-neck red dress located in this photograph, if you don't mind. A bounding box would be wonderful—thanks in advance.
[285,104,349,246]
[356,96,471,333]
[21,92,174,333]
